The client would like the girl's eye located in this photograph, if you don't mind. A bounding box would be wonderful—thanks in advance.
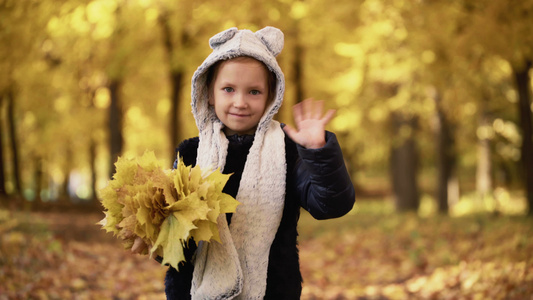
[250,90,260,95]
[223,87,234,92]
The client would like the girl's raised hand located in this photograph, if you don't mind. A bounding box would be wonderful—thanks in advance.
[283,98,336,149]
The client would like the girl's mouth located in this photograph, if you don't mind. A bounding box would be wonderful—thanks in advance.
[229,113,249,117]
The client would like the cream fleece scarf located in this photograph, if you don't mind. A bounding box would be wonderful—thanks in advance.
[189,27,287,299]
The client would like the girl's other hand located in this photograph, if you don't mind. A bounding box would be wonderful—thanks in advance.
[283,98,336,149]
[131,236,148,255]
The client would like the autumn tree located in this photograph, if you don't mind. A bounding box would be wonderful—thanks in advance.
[399,0,464,213]
[4,88,21,196]
[0,0,61,199]
[43,0,113,200]
[0,3,24,197]
[456,0,533,215]
[3,0,531,215]
[152,0,202,163]
[355,0,424,211]
[514,61,533,215]
[0,96,5,198]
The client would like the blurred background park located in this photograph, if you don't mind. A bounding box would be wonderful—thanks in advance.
[1,0,532,299]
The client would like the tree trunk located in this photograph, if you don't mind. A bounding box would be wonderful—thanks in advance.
[390,112,420,211]
[108,79,123,178]
[87,89,98,203]
[6,87,21,195]
[476,108,492,199]
[169,70,183,164]
[61,145,72,202]
[447,175,460,208]
[0,94,6,198]
[89,138,97,201]
[512,60,533,216]
[157,12,186,164]
[434,90,456,214]
[34,156,43,204]
[293,41,304,103]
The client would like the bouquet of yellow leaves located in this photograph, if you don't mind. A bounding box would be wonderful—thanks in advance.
[98,151,239,270]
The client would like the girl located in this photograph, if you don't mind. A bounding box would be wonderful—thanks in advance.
[136,26,355,299]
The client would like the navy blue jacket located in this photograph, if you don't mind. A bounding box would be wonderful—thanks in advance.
[164,130,355,299]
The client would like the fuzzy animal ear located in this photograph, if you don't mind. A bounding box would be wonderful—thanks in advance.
[209,27,238,49]
[255,26,284,57]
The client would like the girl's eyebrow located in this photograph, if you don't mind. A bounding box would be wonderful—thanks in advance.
[216,81,235,86]
[250,86,265,91]
[216,81,266,90]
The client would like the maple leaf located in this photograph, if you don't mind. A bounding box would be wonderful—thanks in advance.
[191,220,219,243]
[150,213,193,267]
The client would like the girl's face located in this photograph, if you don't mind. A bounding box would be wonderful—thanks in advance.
[209,58,270,136]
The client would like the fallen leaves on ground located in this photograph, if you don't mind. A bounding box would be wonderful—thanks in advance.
[1,200,532,299]
[0,210,166,300]
[298,201,533,300]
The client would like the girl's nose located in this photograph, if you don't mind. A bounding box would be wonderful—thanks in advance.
[233,93,247,108]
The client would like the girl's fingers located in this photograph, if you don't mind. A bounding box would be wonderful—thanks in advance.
[313,100,324,119]
[322,109,336,125]
[302,98,313,120]
[282,124,298,141]
[292,102,303,125]
[294,98,335,125]
[131,236,146,254]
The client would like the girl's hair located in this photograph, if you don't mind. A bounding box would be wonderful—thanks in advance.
[206,56,277,103]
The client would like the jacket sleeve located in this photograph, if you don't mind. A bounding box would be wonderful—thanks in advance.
[294,131,355,220]
[173,137,199,168]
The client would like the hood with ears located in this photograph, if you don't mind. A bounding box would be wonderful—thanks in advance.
[190,26,285,135]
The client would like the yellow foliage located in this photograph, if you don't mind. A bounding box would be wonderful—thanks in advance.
[98,151,240,270]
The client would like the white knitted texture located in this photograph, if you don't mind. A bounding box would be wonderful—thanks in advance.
[190,27,287,299]
[231,121,286,299]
